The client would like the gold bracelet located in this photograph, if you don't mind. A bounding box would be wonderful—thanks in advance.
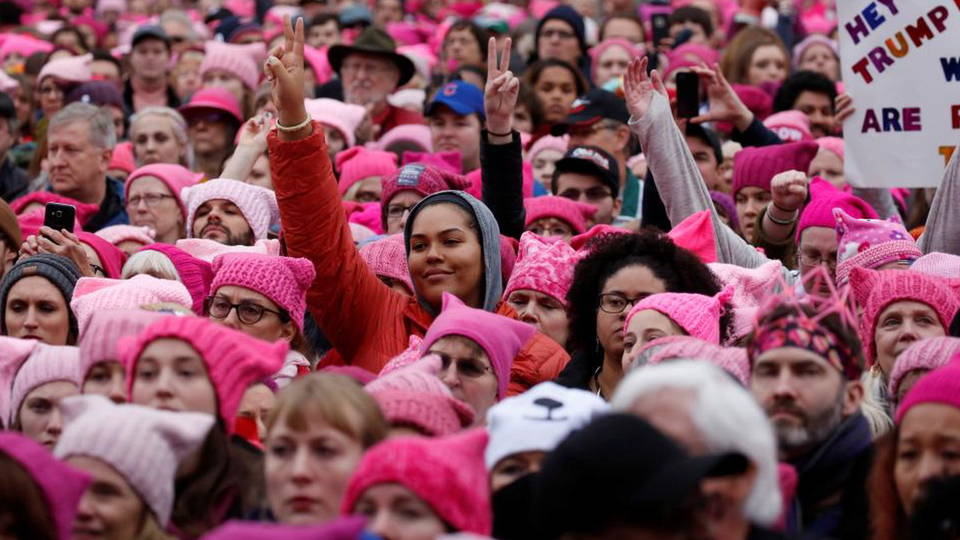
[275,116,311,132]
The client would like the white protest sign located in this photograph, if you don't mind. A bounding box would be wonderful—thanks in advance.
[838,0,960,188]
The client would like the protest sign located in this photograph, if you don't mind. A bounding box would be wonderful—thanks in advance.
[838,0,960,187]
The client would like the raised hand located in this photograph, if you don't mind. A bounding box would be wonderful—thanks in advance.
[834,93,855,127]
[689,63,753,131]
[22,227,95,277]
[484,37,519,136]
[623,55,667,121]
[264,16,309,137]
[770,170,809,212]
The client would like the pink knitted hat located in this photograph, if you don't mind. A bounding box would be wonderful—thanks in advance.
[709,260,783,309]
[182,178,279,241]
[120,315,288,432]
[624,288,732,345]
[341,428,491,535]
[209,253,317,331]
[202,517,368,539]
[365,355,474,436]
[849,268,960,367]
[200,41,260,91]
[126,164,202,220]
[335,147,399,196]
[816,136,844,161]
[138,243,215,314]
[0,337,38,426]
[732,141,819,195]
[305,98,366,148]
[108,141,136,175]
[763,111,813,143]
[912,252,960,279]
[834,208,923,286]
[589,39,643,82]
[11,191,99,227]
[77,231,127,278]
[174,238,282,263]
[0,433,90,540]
[346,202,384,235]
[37,53,92,84]
[796,177,877,241]
[54,395,215,526]
[421,293,536,399]
[527,134,568,162]
[503,232,580,306]
[637,335,750,385]
[380,164,472,227]
[380,335,425,375]
[896,358,960,424]
[358,234,414,294]
[8,344,82,426]
[303,45,334,84]
[523,196,596,235]
[95,225,156,247]
[70,275,194,335]
[888,337,960,398]
[666,210,717,264]
[792,34,838,71]
[78,310,169,378]
[371,124,433,153]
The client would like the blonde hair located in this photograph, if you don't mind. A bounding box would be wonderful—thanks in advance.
[122,251,181,281]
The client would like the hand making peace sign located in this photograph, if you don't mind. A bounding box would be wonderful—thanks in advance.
[484,37,520,136]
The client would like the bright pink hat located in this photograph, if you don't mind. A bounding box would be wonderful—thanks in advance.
[108,141,136,174]
[78,310,168,378]
[666,210,717,263]
[380,164,471,227]
[833,208,923,286]
[589,39,643,82]
[371,124,434,153]
[38,53,92,84]
[95,224,156,247]
[732,84,773,121]
[624,287,733,345]
[503,231,580,307]
[816,136,844,161]
[888,337,960,398]
[200,41,260,91]
[0,34,54,60]
[763,111,813,143]
[70,274,193,334]
[0,337,38,425]
[637,335,750,385]
[664,43,719,80]
[365,354,474,436]
[527,134,568,161]
[126,163,202,220]
[849,268,960,367]
[912,252,960,279]
[402,150,461,174]
[182,178,279,241]
[8,344,82,426]
[421,293,536,399]
[732,141,819,195]
[174,238,282,263]
[303,45,333,85]
[138,243,214,314]
[55,395,215,526]
[523,196,595,236]
[387,21,427,45]
[77,231,127,278]
[896,358,960,423]
[210,253,316,331]
[709,260,783,309]
[345,202,383,235]
[10,191,99,227]
[358,234,414,295]
[305,98,366,148]
[569,223,630,251]
[335,147,399,196]
[341,428,491,535]
[796,177,877,241]
[179,86,244,125]
[0,433,90,540]
[120,315,288,432]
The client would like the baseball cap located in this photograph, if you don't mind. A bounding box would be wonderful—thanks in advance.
[132,25,171,49]
[339,4,373,27]
[425,80,485,120]
[552,145,620,197]
[552,88,629,135]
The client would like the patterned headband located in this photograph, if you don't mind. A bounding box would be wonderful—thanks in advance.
[748,312,862,381]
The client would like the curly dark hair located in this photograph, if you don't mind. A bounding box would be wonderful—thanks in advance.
[566,231,727,354]
[773,70,838,113]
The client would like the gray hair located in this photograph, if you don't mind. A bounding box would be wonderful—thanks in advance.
[129,106,193,168]
[48,102,116,149]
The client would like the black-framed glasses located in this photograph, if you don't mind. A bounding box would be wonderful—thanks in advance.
[205,296,290,325]
[433,351,493,378]
[597,292,647,314]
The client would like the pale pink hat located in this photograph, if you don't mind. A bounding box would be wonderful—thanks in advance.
[708,260,784,309]
[359,234,414,295]
[108,142,136,175]
[763,110,813,143]
[37,53,92,84]
[350,223,376,244]
[834,207,923,286]
[8,344,81,426]
[624,287,733,345]
[523,196,596,236]
[372,124,433,153]
[0,34,54,60]
[910,252,960,279]
[635,335,750,385]
[175,238,282,263]
[182,178,279,241]
[55,395,214,525]
[70,275,193,336]
[78,310,169,379]
[125,164,202,220]
[210,253,317,331]
[816,136,844,161]
[335,147,399,196]
[0,337,39,426]
[527,134,568,162]
[888,337,960,398]
[503,231,581,307]
[201,40,260,91]
[305,98,366,148]
[95,224,156,247]
[381,335,425,375]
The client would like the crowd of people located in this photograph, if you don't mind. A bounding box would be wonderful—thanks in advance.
[1,0,960,538]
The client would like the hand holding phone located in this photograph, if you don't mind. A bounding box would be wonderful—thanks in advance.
[43,203,76,235]
[675,72,700,119]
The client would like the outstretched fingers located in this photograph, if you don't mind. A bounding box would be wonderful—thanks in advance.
[487,37,498,78]
[499,37,511,73]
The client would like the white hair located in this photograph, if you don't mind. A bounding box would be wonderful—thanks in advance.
[121,250,180,281]
[611,360,782,526]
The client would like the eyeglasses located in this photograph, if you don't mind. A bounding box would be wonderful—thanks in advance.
[127,193,175,209]
[559,187,612,202]
[387,203,417,219]
[598,292,648,314]
[542,29,576,40]
[433,351,493,378]
[798,253,837,271]
[205,296,290,325]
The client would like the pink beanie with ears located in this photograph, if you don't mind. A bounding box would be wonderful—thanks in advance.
[380,335,425,375]
[125,164,202,221]
[0,337,38,425]
[359,234,414,295]
[888,337,960,399]
[589,38,643,82]
[833,207,923,287]
[816,136,844,161]
[732,141,819,195]
[305,97,365,147]
[11,192,99,228]
[8,344,82,427]
[78,310,169,379]
[912,252,960,279]
[181,178,279,241]
[763,111,813,143]
[200,40,260,91]
[524,196,596,236]
[527,134,568,161]
[69,274,194,335]
[504,231,581,307]
[637,335,750,385]
[335,147,399,196]
[624,287,734,345]
[666,210,717,264]
[709,260,784,309]
[37,53,92,85]
[895,358,960,424]
[77,231,127,278]
[209,253,317,331]
[795,177,877,242]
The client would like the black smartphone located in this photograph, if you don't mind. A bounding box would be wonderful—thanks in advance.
[651,13,671,47]
[672,28,694,48]
[43,202,76,233]
[676,71,700,118]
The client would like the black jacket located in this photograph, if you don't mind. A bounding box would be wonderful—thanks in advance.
[0,155,29,203]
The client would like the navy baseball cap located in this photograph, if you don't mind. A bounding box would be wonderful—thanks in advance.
[552,88,629,135]
[426,80,486,120]
[553,145,620,196]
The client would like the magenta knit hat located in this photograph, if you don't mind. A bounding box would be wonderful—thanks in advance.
[78,310,169,378]
[912,252,960,279]
[637,335,750,385]
[895,359,960,423]
[138,243,215,314]
[8,344,82,426]
[523,196,596,235]
[341,428,491,535]
[365,355,474,436]
[816,136,844,161]
[888,337,960,398]
[732,141,819,195]
[796,177,878,241]
[709,260,783,309]
[38,53,92,84]
[371,124,434,153]
[182,178,279,241]
[77,231,127,279]
[763,111,813,143]
[624,287,733,345]
[849,268,960,367]
[202,517,368,539]
[209,253,317,331]
[54,395,215,526]
[70,275,194,335]
[335,147,399,196]
[380,164,472,227]
[305,98,366,147]
[503,232,581,307]
[179,86,244,125]
[358,234,414,294]
[0,433,90,540]
[200,41,260,91]
[120,316,288,432]
[834,208,923,286]
[125,163,202,220]
[0,337,38,425]
[421,293,536,399]
[95,225,156,247]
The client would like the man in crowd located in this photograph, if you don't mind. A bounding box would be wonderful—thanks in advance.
[426,80,485,173]
[182,178,278,246]
[552,145,621,226]
[124,25,179,113]
[774,71,837,139]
